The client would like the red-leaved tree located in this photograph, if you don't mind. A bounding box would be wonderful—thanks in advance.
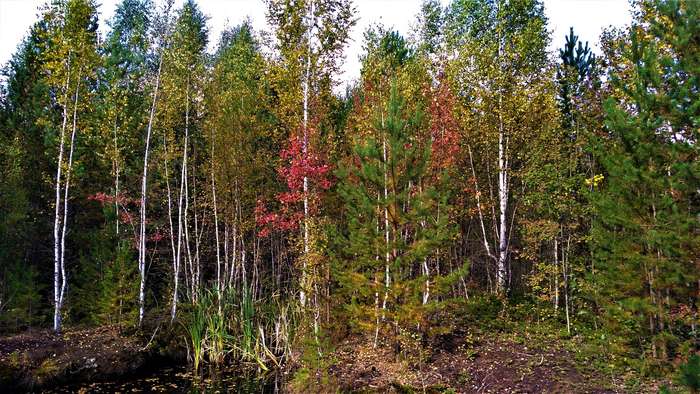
[256,133,333,238]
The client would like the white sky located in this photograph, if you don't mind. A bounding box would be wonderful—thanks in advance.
[0,0,632,85]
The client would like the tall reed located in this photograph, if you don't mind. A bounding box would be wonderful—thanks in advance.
[186,298,206,373]
[182,286,301,373]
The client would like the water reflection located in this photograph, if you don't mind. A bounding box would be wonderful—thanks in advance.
[46,366,281,393]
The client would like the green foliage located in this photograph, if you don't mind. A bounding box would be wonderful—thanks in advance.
[591,0,700,369]
[181,287,300,373]
[99,242,138,329]
[558,27,596,130]
[0,263,43,331]
[677,354,700,393]
[186,295,206,372]
[0,17,55,329]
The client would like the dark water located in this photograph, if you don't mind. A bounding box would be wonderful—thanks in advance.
[45,366,281,393]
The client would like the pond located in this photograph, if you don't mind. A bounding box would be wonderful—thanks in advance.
[44,366,282,393]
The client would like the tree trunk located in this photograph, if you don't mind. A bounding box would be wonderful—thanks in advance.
[53,59,72,334]
[212,130,222,312]
[58,76,81,330]
[164,133,178,322]
[554,238,559,312]
[139,54,163,326]
[496,7,508,295]
[381,108,390,318]
[113,117,120,236]
[300,0,315,308]
[497,120,508,294]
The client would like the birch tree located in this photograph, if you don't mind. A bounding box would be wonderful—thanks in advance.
[100,0,152,240]
[158,0,207,318]
[206,22,274,299]
[445,0,551,295]
[265,0,355,312]
[136,0,172,326]
[41,0,100,333]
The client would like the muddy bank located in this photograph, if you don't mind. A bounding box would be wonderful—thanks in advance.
[0,325,173,392]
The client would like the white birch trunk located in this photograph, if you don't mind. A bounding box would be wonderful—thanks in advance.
[381,111,390,317]
[175,79,190,315]
[300,0,314,308]
[212,132,222,309]
[497,123,508,293]
[564,233,571,334]
[139,54,163,326]
[53,58,71,334]
[223,223,230,290]
[422,258,430,305]
[173,150,185,318]
[58,77,81,322]
[373,193,381,348]
[113,118,120,236]
[468,145,497,264]
[163,134,178,322]
[554,238,559,312]
[495,5,508,295]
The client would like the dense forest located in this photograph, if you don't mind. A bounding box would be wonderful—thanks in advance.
[0,0,698,391]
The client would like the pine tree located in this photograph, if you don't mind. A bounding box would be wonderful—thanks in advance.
[521,27,600,333]
[592,0,699,365]
[337,83,454,350]
[0,262,43,331]
[558,27,596,131]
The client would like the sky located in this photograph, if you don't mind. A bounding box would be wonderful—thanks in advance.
[0,0,632,85]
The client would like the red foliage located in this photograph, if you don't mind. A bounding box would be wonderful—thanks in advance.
[256,134,334,237]
[118,210,134,225]
[428,75,461,172]
[88,192,139,228]
[88,190,168,250]
[88,192,138,206]
[149,229,165,243]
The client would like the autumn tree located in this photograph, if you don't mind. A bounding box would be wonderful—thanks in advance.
[445,0,554,295]
[205,21,278,303]
[158,0,208,319]
[264,0,356,336]
[40,0,101,333]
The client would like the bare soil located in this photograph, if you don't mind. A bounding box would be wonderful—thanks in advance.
[0,325,149,392]
[328,331,622,393]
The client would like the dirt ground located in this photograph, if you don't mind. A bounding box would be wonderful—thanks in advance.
[0,325,149,391]
[327,331,623,393]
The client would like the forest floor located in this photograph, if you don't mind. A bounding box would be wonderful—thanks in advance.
[0,320,676,393]
[0,325,152,391]
[324,331,620,393]
[318,320,674,394]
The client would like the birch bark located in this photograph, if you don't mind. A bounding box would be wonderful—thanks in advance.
[53,57,71,333]
[138,53,163,326]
